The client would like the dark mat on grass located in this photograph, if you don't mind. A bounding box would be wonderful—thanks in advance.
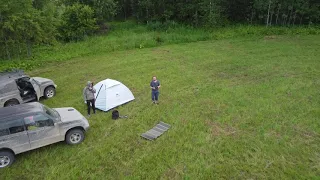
[141,121,171,140]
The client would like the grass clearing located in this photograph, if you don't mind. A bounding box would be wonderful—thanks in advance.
[1,22,319,71]
[1,35,320,179]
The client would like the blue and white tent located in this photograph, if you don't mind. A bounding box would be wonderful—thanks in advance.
[93,79,134,111]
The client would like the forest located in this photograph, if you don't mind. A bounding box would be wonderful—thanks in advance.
[0,0,319,60]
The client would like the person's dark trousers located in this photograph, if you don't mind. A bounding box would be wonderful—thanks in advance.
[151,91,159,102]
[86,99,96,115]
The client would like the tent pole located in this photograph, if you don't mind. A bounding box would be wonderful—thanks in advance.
[96,84,103,99]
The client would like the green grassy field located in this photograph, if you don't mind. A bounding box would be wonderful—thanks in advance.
[1,22,319,71]
[1,35,320,179]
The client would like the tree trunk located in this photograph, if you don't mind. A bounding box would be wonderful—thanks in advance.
[282,14,287,26]
[266,1,272,27]
[123,2,127,20]
[250,9,254,24]
[284,8,290,25]
[276,4,281,25]
[292,11,297,26]
[209,0,213,25]
[269,13,274,26]
[300,14,303,25]
[130,0,136,20]
[287,7,293,26]
[195,10,199,27]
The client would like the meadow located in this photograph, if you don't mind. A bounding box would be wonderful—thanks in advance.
[0,22,318,71]
[0,32,319,179]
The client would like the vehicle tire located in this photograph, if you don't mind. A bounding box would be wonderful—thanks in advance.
[44,86,56,99]
[0,151,15,168]
[65,129,85,145]
[4,99,19,107]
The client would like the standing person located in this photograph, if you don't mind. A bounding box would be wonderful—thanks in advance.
[83,81,96,116]
[150,76,161,104]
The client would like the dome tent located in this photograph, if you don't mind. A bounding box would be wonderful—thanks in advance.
[92,79,134,111]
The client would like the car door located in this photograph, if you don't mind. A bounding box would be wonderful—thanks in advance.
[23,113,61,150]
[0,118,30,154]
[29,78,41,100]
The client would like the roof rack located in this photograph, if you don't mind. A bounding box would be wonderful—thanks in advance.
[0,69,25,78]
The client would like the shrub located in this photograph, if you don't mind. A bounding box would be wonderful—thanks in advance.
[59,3,98,42]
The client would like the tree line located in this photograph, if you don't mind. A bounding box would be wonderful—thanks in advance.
[1,0,319,60]
[117,0,319,26]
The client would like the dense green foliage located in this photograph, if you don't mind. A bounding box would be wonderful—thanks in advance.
[62,0,117,23]
[1,35,319,179]
[0,0,59,59]
[0,0,319,60]
[0,0,117,60]
[116,0,320,26]
[59,3,97,41]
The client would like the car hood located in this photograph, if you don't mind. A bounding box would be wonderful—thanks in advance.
[32,77,54,84]
[54,107,86,123]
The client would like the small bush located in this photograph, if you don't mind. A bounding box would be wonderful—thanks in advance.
[59,3,98,42]
[0,61,43,71]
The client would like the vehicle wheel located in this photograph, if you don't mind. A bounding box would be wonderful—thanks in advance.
[65,129,85,145]
[44,86,56,99]
[4,99,19,107]
[0,151,15,168]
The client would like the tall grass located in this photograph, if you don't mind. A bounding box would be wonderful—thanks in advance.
[0,21,319,71]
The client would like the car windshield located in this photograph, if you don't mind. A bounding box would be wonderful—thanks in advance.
[42,105,59,118]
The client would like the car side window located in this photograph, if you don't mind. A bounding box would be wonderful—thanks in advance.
[0,119,25,137]
[0,129,10,137]
[0,82,17,94]
[24,114,54,131]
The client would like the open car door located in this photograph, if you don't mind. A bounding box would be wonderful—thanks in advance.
[30,78,41,100]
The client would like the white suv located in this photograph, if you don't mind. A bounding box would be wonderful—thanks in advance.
[0,70,57,107]
[0,102,90,168]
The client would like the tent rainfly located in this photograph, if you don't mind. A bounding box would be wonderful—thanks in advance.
[91,79,135,111]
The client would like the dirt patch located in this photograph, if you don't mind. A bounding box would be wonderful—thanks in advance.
[161,164,185,180]
[227,44,234,49]
[264,35,278,40]
[123,169,133,177]
[152,48,170,55]
[265,130,282,139]
[293,125,319,139]
[129,87,138,93]
[180,118,188,125]
[200,99,215,109]
[205,120,237,137]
